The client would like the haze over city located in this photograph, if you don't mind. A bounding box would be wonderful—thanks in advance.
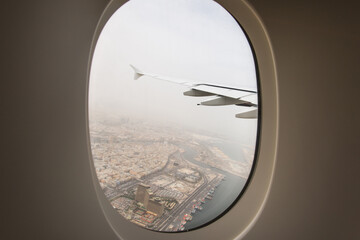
[89,0,258,146]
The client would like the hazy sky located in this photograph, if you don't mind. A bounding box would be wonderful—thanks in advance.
[89,0,258,146]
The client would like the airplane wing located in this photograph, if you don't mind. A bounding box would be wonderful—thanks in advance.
[130,64,258,119]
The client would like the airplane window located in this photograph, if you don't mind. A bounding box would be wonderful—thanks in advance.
[88,0,259,233]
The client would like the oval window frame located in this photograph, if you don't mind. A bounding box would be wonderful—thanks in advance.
[86,0,278,239]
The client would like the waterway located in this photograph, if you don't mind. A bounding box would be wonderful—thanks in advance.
[181,145,247,230]
[208,139,247,163]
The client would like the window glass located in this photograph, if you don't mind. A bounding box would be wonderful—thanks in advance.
[89,0,258,232]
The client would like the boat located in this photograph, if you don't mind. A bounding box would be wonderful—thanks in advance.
[184,214,192,221]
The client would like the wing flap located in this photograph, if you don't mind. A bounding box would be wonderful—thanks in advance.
[241,94,258,105]
[236,109,258,119]
[183,89,215,97]
[192,85,253,99]
[200,96,246,106]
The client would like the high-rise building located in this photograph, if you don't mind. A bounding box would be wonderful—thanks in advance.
[135,184,150,208]
[135,184,164,216]
[147,199,164,216]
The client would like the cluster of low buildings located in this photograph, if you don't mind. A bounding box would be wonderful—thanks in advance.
[90,121,178,188]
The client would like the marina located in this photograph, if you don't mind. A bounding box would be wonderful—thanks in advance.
[181,146,247,230]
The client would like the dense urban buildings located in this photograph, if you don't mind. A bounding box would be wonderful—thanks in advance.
[90,115,254,231]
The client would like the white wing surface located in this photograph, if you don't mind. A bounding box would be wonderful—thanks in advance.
[130,65,258,119]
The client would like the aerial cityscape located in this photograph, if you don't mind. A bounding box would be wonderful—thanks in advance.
[87,0,258,233]
[90,113,255,232]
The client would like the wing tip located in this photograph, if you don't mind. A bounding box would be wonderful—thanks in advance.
[129,64,144,80]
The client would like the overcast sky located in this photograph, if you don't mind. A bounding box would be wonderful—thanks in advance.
[89,0,258,146]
